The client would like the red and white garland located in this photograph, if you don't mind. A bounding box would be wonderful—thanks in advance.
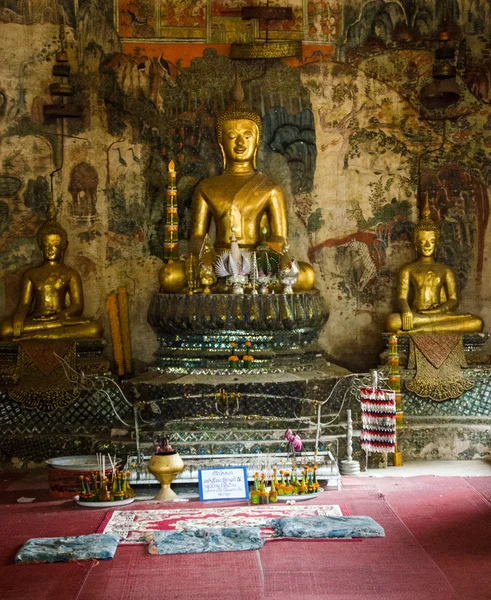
[359,387,396,453]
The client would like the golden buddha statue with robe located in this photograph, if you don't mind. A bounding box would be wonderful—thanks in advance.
[160,77,315,293]
[387,196,483,334]
[0,218,103,341]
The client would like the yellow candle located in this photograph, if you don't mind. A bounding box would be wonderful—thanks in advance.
[168,160,176,187]
[117,286,132,375]
[105,293,125,376]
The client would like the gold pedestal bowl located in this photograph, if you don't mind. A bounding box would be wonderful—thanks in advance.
[147,451,185,501]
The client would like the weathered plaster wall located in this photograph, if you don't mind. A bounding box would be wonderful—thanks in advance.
[0,1,490,371]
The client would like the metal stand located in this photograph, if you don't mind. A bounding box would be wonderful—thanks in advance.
[339,408,361,475]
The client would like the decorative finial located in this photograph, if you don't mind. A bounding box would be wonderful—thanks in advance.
[216,78,262,143]
[231,71,245,104]
[413,192,439,238]
[421,192,431,220]
[48,194,57,221]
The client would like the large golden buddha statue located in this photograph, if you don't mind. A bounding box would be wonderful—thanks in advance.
[160,77,315,292]
[387,196,483,334]
[0,218,102,341]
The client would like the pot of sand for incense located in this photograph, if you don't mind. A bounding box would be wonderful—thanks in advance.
[147,440,184,501]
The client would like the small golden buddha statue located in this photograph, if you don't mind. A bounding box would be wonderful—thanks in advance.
[387,195,483,334]
[0,219,103,341]
[162,76,315,293]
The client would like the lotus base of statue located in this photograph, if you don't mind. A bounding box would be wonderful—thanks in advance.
[147,451,185,501]
[147,290,329,374]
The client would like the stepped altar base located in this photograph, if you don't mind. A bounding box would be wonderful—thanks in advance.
[379,332,491,462]
[0,339,109,412]
[122,364,350,488]
[147,291,328,374]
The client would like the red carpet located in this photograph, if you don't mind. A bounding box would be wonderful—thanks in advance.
[466,475,491,504]
[0,473,490,599]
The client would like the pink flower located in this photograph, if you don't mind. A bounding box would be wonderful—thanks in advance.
[292,434,303,453]
[284,429,294,442]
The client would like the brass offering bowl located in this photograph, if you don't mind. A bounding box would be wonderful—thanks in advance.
[147,451,184,501]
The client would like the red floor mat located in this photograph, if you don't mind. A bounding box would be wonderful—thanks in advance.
[1,474,490,600]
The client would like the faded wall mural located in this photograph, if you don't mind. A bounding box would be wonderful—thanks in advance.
[0,0,490,371]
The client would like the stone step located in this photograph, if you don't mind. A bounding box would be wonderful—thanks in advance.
[143,424,344,442]
[162,429,341,443]
[137,435,339,457]
[161,416,333,431]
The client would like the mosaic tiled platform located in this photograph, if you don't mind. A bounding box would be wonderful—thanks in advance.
[1,349,490,465]
[0,364,353,466]
[394,368,491,461]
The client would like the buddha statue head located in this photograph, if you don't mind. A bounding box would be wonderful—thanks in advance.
[216,76,262,170]
[413,194,440,259]
[36,219,68,263]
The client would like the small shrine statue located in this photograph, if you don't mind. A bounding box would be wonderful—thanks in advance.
[0,218,103,341]
[162,76,315,293]
[278,239,300,294]
[386,195,483,334]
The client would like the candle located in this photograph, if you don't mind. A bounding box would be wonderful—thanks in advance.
[117,286,132,375]
[168,160,176,187]
[105,293,125,376]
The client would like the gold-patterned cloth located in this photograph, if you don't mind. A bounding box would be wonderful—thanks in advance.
[9,341,80,413]
[405,333,474,402]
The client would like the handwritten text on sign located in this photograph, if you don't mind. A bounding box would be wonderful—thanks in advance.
[198,467,249,501]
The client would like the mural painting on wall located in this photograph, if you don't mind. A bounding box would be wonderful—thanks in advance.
[160,0,206,39]
[115,0,345,44]
[118,0,156,38]
[68,162,98,219]
[0,135,53,263]
[420,162,489,290]
[306,0,342,43]
[258,0,303,41]
[210,17,254,44]
[118,0,207,39]
[0,0,78,26]
[211,1,254,44]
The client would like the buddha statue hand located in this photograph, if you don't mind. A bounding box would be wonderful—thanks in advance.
[12,313,26,338]
[401,311,413,331]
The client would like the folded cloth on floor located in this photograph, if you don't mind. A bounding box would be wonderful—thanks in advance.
[15,533,120,564]
[147,527,264,554]
[272,516,385,539]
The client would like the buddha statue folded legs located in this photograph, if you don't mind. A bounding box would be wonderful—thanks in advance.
[0,219,103,341]
[387,195,483,335]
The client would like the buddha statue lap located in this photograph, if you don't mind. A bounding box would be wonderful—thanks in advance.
[160,77,315,293]
[0,219,103,341]
[387,196,483,335]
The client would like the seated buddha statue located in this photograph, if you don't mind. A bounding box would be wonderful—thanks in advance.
[0,218,103,341]
[386,196,483,334]
[160,77,315,293]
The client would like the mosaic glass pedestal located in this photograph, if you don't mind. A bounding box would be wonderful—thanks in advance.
[380,333,491,461]
[147,291,328,373]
